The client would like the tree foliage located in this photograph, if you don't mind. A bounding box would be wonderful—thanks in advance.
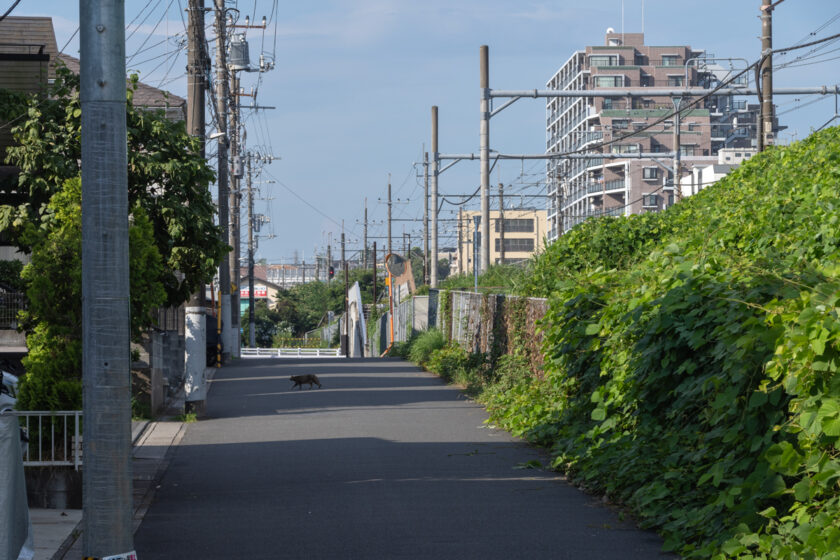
[271,268,379,336]
[1,65,227,306]
[16,178,165,409]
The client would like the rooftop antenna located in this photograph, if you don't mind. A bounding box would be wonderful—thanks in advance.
[642,0,645,35]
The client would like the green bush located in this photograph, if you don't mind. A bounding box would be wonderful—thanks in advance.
[407,328,445,366]
[425,343,486,391]
[483,126,840,558]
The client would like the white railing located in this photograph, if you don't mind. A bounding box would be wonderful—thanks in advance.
[240,347,344,358]
[7,411,83,470]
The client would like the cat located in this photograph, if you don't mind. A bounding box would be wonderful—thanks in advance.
[289,374,321,390]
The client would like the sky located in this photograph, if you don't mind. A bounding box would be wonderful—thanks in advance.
[19,0,840,265]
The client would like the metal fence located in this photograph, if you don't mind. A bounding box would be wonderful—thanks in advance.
[240,347,344,358]
[6,410,83,470]
[0,291,25,329]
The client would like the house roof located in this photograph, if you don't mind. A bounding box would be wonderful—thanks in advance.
[57,53,186,112]
[0,17,185,112]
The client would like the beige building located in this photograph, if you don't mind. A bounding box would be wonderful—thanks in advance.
[454,208,547,275]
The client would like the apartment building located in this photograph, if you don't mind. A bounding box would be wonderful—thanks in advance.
[456,208,547,276]
[546,32,777,240]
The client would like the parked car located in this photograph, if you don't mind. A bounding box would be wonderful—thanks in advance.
[1,370,19,412]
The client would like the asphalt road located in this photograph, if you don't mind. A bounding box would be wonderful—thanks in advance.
[134,358,672,559]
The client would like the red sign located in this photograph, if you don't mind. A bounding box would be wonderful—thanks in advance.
[240,285,268,298]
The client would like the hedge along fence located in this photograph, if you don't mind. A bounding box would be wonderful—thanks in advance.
[434,290,547,376]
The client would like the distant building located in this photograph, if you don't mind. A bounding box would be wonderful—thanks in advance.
[456,208,547,276]
[679,148,756,197]
[546,31,782,240]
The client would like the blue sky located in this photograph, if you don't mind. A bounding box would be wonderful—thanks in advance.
[22,0,840,264]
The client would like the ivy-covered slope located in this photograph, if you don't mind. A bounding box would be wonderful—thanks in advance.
[488,127,840,558]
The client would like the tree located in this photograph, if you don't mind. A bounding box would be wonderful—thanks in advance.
[1,65,227,307]
[241,300,292,348]
[16,178,165,410]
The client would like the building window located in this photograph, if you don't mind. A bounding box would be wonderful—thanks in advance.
[680,145,696,156]
[589,55,618,67]
[642,194,659,208]
[667,75,684,87]
[661,55,679,66]
[612,119,629,130]
[495,238,535,253]
[602,98,614,110]
[594,75,624,88]
[495,218,534,233]
[642,167,658,179]
[611,143,640,154]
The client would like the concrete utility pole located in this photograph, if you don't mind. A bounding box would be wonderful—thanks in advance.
[387,176,392,256]
[363,198,368,269]
[473,215,481,292]
[341,230,346,276]
[214,0,231,363]
[80,1,134,557]
[430,106,439,287]
[479,45,490,274]
[758,0,775,151]
[372,241,377,305]
[423,151,429,285]
[343,262,349,358]
[229,71,241,357]
[185,0,207,413]
[327,242,332,283]
[673,96,682,204]
[247,153,255,348]
[498,183,505,264]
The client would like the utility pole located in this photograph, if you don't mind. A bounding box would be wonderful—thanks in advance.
[372,241,377,306]
[758,0,775,151]
[673,96,682,204]
[423,151,429,285]
[473,215,481,292]
[363,198,368,269]
[327,242,332,284]
[185,0,207,414]
[479,45,491,274]
[430,106,439,287]
[498,182,505,264]
[341,229,346,277]
[214,0,231,363]
[387,175,392,256]
[457,209,463,275]
[229,71,241,357]
[80,1,133,557]
[247,152,255,348]
[343,262,349,358]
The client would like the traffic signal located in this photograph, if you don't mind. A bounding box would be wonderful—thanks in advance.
[328,266,335,279]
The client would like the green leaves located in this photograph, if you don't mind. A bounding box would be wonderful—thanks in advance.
[485,127,840,558]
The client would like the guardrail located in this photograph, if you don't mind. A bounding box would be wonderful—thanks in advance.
[6,410,83,470]
[240,347,345,358]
